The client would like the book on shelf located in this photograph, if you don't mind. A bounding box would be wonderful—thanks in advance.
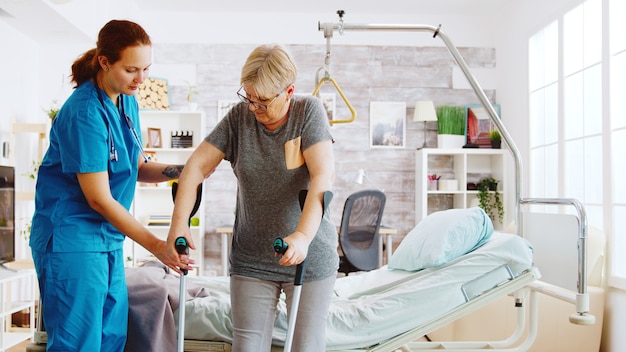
[147,213,172,225]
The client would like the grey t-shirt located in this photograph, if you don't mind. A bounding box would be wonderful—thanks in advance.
[206,94,339,282]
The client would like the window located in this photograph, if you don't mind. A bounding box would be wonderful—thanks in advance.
[610,0,626,283]
[528,0,626,288]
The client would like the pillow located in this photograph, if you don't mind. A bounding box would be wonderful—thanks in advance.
[388,207,494,271]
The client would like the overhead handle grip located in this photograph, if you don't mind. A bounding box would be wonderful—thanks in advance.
[312,75,356,125]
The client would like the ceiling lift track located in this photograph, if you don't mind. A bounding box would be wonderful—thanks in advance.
[318,11,593,322]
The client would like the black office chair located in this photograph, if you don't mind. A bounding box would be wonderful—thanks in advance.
[338,189,386,275]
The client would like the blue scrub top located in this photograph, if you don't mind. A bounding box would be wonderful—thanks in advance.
[30,81,142,253]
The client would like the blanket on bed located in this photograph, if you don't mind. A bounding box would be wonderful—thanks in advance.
[124,261,210,352]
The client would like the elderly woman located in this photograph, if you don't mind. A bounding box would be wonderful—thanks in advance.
[167,44,338,352]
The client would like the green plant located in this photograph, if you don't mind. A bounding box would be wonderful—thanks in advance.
[476,177,504,224]
[19,218,31,241]
[436,105,465,135]
[22,160,41,180]
[185,80,198,103]
[489,129,501,142]
[43,100,60,120]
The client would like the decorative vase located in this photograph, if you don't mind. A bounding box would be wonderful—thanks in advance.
[437,134,465,149]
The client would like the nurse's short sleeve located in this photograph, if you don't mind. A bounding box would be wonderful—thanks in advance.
[58,107,109,173]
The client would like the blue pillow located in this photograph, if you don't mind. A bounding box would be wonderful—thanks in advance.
[389,207,494,271]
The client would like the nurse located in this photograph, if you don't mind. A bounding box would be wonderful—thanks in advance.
[30,20,188,351]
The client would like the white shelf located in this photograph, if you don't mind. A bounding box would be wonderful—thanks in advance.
[415,148,507,230]
[125,110,206,275]
[0,268,36,352]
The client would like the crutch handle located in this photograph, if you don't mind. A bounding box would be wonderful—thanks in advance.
[273,238,288,255]
[175,236,189,275]
[273,238,306,286]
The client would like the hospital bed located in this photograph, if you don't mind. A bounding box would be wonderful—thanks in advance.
[123,199,598,352]
[125,225,536,351]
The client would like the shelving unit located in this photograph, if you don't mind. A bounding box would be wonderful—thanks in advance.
[124,110,206,275]
[0,267,36,352]
[9,121,50,201]
[415,148,507,230]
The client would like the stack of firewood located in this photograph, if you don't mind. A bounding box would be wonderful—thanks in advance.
[138,77,170,110]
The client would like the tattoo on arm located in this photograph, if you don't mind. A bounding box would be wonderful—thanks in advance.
[162,165,184,179]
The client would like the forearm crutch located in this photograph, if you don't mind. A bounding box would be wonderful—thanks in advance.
[273,189,333,352]
[171,182,203,352]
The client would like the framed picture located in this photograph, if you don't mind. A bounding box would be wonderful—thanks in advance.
[147,128,162,148]
[319,93,336,123]
[217,100,239,121]
[138,77,170,111]
[369,101,406,148]
[465,104,501,148]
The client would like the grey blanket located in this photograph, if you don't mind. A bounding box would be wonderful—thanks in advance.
[124,261,209,352]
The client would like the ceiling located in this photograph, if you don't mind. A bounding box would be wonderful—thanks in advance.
[131,0,505,15]
[0,0,506,44]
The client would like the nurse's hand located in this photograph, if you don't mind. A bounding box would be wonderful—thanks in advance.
[153,238,195,275]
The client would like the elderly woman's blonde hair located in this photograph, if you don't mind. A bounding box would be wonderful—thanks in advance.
[240,44,297,99]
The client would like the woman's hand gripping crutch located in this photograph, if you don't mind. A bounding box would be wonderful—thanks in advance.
[171,181,203,352]
[273,189,333,352]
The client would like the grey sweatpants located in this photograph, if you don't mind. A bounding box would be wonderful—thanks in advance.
[230,274,336,352]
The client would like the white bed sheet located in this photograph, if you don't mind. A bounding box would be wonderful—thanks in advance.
[182,232,533,350]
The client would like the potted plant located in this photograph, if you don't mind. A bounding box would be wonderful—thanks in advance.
[185,80,198,111]
[489,129,502,149]
[436,105,466,148]
[476,177,504,224]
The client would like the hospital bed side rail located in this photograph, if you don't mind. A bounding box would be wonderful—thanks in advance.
[518,196,595,325]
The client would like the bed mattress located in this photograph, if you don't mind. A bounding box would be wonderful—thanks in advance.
[181,232,534,350]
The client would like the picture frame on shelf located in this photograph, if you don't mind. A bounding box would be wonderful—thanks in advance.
[369,101,406,148]
[147,128,162,148]
[138,77,170,111]
[465,103,501,148]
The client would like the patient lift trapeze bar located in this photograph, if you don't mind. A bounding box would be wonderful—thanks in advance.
[313,10,357,125]
[318,11,595,351]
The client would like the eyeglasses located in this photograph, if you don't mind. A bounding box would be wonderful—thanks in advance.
[237,86,281,112]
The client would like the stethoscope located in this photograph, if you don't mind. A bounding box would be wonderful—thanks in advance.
[95,78,150,163]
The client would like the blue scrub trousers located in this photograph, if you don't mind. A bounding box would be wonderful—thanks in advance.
[33,244,128,352]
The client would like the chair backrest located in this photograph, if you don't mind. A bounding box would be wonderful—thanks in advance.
[339,189,386,271]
